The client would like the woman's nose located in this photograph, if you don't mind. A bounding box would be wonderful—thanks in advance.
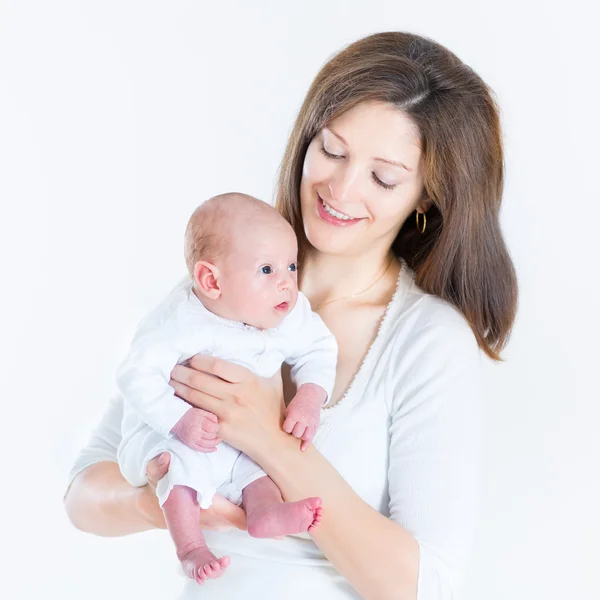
[328,164,359,204]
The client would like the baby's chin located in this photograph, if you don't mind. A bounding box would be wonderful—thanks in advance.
[248,310,288,331]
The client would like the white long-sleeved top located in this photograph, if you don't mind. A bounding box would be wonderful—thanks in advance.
[117,280,338,441]
[115,280,337,507]
[67,260,486,600]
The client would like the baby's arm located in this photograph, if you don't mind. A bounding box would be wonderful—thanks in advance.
[283,295,338,450]
[116,335,219,452]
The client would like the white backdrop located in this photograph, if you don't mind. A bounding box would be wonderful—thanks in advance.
[1,1,598,599]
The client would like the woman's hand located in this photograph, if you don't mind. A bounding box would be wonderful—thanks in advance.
[169,355,286,459]
[138,452,247,531]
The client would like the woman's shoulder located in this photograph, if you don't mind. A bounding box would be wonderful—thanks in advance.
[386,262,480,358]
[381,263,484,415]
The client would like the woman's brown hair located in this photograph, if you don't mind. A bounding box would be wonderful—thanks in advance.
[276,31,518,361]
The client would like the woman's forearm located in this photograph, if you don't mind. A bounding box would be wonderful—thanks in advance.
[63,462,165,537]
[258,432,420,600]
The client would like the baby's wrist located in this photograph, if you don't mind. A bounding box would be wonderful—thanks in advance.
[294,383,327,405]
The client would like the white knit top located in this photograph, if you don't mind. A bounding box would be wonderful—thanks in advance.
[67,261,486,600]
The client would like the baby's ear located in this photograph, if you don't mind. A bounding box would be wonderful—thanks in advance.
[193,261,221,299]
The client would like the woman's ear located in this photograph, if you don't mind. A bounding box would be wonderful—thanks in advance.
[416,196,433,214]
[193,261,221,299]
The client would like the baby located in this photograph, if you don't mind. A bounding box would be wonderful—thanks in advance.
[115,193,338,585]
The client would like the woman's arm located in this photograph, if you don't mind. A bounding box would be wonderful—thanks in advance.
[171,316,484,600]
[65,461,165,536]
[63,395,246,536]
[259,432,421,600]
[268,323,484,600]
[63,394,150,536]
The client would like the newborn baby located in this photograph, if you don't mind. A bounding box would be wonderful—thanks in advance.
[115,193,338,586]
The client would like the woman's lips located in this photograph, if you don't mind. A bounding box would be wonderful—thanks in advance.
[316,195,363,227]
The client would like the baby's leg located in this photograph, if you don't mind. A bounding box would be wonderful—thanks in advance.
[242,475,323,538]
[163,485,230,585]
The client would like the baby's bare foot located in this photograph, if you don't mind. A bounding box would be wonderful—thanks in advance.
[179,546,231,585]
[247,497,323,538]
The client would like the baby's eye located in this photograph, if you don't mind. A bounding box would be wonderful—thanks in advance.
[261,266,273,274]
[288,263,297,272]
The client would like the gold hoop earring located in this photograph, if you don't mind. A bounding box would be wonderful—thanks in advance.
[416,211,426,234]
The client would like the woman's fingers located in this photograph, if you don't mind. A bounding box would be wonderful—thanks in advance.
[171,364,231,401]
[187,354,252,384]
[169,378,222,414]
[146,452,170,490]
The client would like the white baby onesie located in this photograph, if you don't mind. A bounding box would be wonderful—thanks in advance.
[116,279,338,509]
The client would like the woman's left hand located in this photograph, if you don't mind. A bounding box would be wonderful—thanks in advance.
[169,355,286,458]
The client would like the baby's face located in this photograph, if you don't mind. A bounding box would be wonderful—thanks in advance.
[218,225,299,330]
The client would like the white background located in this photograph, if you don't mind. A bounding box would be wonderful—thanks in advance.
[1,1,598,598]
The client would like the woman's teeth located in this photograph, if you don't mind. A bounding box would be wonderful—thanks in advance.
[321,200,354,221]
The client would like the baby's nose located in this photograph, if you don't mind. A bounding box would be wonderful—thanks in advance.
[278,274,293,291]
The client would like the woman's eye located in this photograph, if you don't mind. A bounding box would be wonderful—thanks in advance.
[288,263,297,272]
[261,266,273,274]
[320,145,344,160]
[372,172,396,190]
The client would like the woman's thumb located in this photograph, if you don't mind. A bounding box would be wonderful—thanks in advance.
[149,452,170,479]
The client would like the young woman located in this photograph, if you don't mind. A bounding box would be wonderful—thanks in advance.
[64,31,517,600]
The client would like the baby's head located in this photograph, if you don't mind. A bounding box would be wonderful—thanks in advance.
[184,193,299,330]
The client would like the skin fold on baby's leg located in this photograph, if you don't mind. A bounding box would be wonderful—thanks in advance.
[163,485,230,585]
[242,475,323,538]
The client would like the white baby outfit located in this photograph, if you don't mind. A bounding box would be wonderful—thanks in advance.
[116,279,337,509]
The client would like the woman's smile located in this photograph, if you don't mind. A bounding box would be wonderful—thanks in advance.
[316,193,364,227]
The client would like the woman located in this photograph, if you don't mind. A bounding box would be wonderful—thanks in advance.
[64,31,517,600]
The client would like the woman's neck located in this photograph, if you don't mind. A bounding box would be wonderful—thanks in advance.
[300,247,400,309]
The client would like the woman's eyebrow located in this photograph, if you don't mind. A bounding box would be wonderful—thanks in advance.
[374,156,413,172]
[326,126,348,145]
[326,127,413,172]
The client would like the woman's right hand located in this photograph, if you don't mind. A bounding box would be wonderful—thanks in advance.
[139,452,247,531]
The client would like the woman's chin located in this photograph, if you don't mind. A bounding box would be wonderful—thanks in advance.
[305,229,356,257]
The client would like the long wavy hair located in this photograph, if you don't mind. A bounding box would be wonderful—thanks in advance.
[275,31,518,361]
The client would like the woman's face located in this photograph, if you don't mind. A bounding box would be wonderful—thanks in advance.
[300,101,428,258]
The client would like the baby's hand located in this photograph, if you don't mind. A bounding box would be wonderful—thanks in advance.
[171,407,222,452]
[282,383,327,451]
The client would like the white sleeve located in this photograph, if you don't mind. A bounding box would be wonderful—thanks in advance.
[115,329,192,439]
[64,394,123,497]
[387,308,486,600]
[284,294,338,405]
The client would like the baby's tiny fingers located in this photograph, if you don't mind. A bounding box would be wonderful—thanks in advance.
[282,417,297,434]
[301,426,315,442]
[195,437,222,451]
[201,419,220,433]
[291,423,306,439]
